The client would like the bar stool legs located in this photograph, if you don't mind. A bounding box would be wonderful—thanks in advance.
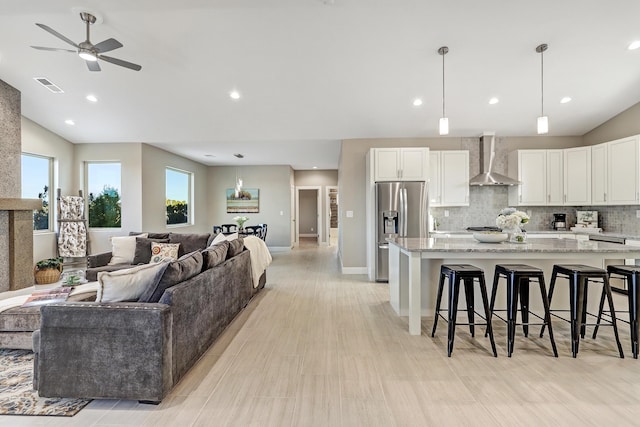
[488,264,557,357]
[432,264,497,357]
[544,264,624,358]
[593,265,640,359]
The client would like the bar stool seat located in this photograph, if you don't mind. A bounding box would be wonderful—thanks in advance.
[593,265,640,359]
[488,264,557,357]
[431,264,497,357]
[543,264,624,358]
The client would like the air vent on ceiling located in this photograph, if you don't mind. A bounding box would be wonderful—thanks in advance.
[33,77,64,93]
[234,153,244,158]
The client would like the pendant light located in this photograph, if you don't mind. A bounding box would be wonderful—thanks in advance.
[438,46,449,135]
[536,43,549,134]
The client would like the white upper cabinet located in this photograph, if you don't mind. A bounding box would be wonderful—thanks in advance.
[607,136,640,204]
[564,146,591,205]
[429,150,469,206]
[591,142,608,204]
[373,147,429,181]
[440,151,469,206]
[546,150,564,205]
[429,151,442,205]
[508,150,548,206]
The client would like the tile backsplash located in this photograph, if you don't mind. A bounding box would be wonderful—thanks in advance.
[430,186,640,234]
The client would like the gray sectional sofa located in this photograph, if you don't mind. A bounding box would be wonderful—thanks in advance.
[32,232,266,403]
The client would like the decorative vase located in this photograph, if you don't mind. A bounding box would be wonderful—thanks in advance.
[504,227,526,243]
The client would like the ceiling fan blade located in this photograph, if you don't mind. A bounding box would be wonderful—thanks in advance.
[35,23,78,48]
[93,38,123,53]
[86,60,101,72]
[99,54,142,71]
[31,46,76,53]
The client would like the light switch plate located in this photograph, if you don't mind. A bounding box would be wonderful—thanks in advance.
[346,210,354,218]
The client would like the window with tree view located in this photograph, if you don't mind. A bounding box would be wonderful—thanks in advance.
[87,162,121,228]
[21,153,51,231]
[166,168,191,225]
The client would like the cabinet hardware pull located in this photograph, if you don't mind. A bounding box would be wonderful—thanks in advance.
[548,194,550,203]
[604,193,607,202]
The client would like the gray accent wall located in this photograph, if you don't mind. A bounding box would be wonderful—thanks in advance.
[583,101,640,145]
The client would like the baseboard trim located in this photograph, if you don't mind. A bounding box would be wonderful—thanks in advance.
[267,246,291,253]
[299,234,318,238]
[341,266,368,274]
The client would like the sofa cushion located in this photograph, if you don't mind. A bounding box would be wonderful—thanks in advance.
[129,231,171,240]
[202,241,229,270]
[97,261,170,303]
[138,251,204,303]
[108,234,148,265]
[150,242,180,263]
[227,237,245,259]
[86,264,135,282]
[169,233,211,257]
[133,237,170,264]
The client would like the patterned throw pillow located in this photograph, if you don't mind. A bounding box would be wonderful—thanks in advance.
[150,242,180,263]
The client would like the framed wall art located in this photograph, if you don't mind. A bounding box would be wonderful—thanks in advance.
[226,188,259,213]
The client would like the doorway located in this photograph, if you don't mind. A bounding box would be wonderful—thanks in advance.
[327,186,338,247]
[296,186,321,246]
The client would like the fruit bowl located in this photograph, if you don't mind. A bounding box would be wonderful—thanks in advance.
[473,232,508,243]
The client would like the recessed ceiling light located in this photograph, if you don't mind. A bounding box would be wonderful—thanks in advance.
[488,97,499,105]
[230,90,241,100]
[86,94,98,102]
[65,119,75,126]
[312,166,318,169]
[628,40,640,50]
[560,97,572,104]
[413,98,423,107]
[204,154,216,158]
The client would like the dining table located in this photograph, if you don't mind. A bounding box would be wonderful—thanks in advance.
[388,236,640,335]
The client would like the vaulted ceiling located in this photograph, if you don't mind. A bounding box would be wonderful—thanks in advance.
[1,0,640,169]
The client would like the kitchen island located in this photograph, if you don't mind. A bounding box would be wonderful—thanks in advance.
[388,236,640,335]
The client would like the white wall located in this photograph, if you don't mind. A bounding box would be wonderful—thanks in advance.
[73,143,143,253]
[140,144,210,234]
[21,117,75,263]
[207,165,293,249]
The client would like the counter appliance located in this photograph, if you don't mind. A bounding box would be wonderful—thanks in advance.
[375,181,428,281]
[552,213,567,231]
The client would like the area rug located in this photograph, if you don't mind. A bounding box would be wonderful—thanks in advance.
[0,349,91,416]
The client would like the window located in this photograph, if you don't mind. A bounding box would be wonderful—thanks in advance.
[21,153,52,231]
[166,168,192,225]
[86,162,122,228]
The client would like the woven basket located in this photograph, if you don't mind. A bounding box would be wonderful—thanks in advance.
[34,265,62,285]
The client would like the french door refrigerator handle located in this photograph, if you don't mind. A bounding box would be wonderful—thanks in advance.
[398,187,404,237]
[403,187,408,236]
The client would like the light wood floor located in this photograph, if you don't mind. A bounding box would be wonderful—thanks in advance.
[5,240,640,426]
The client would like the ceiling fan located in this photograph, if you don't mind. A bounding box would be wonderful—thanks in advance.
[31,12,142,72]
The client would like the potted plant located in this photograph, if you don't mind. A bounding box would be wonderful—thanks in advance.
[34,257,64,285]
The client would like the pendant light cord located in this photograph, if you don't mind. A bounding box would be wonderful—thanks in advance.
[540,48,544,117]
[442,50,445,117]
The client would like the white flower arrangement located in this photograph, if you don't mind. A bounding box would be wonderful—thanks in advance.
[233,215,249,228]
[496,207,529,230]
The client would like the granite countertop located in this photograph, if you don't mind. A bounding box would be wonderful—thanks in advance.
[431,230,640,240]
[388,236,640,253]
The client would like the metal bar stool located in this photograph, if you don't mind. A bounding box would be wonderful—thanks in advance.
[488,264,558,357]
[593,265,640,358]
[542,264,624,358]
[431,264,497,357]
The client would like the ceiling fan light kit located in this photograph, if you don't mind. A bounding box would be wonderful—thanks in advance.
[31,12,142,72]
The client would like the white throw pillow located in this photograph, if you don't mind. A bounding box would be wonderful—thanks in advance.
[108,234,148,265]
[211,232,227,246]
[97,260,169,303]
[150,242,180,263]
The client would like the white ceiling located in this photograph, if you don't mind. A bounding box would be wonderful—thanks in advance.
[1,0,640,170]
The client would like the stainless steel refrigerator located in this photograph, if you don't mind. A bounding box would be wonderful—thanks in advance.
[375,181,428,282]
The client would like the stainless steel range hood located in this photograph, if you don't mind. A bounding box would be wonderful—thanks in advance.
[469,133,520,186]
